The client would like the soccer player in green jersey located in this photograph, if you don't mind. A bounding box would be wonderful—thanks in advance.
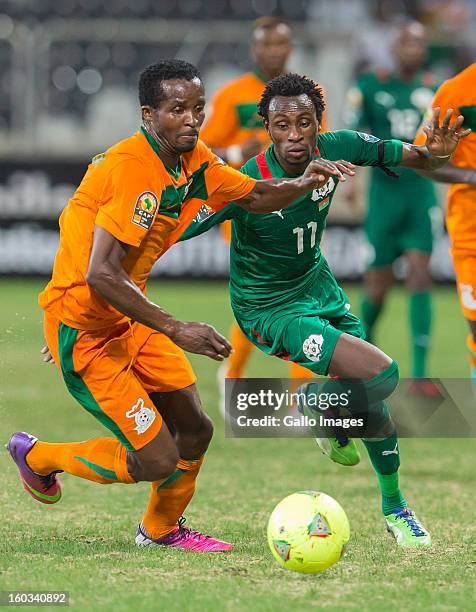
[344,21,441,395]
[181,73,469,547]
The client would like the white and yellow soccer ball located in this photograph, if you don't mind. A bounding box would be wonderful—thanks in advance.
[267,491,350,574]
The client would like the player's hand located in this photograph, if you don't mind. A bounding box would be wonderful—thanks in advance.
[41,345,55,364]
[170,321,233,361]
[302,158,356,190]
[423,107,471,158]
[241,137,263,162]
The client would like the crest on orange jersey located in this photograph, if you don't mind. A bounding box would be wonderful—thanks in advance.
[132,191,159,230]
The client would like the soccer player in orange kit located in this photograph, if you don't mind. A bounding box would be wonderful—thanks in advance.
[414,63,476,383]
[201,16,326,385]
[7,59,352,552]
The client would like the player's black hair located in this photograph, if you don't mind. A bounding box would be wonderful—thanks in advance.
[258,73,325,123]
[138,59,202,108]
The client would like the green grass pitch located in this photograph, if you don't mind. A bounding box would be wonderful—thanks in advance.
[0,279,475,611]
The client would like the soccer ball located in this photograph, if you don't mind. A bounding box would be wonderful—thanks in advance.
[267,491,350,574]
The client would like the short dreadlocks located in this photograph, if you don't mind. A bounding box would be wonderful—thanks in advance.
[258,73,325,123]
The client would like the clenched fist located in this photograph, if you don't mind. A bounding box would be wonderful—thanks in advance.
[302,158,356,190]
[170,321,232,361]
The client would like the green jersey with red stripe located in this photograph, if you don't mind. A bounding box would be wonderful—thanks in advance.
[181,129,403,317]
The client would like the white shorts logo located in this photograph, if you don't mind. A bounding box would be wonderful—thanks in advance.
[126,398,156,435]
[460,284,476,310]
[302,334,324,362]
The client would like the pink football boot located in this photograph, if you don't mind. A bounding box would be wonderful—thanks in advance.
[136,517,233,552]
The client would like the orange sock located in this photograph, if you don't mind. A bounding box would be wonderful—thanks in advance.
[27,438,134,484]
[227,321,254,378]
[142,456,204,539]
[467,335,476,369]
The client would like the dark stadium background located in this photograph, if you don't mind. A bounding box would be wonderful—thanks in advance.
[1,0,474,280]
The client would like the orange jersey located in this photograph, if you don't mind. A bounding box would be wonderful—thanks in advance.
[414,63,476,253]
[201,71,270,151]
[39,129,255,330]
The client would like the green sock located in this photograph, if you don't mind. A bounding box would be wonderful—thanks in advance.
[409,291,432,378]
[360,295,383,344]
[376,472,406,516]
[362,432,407,516]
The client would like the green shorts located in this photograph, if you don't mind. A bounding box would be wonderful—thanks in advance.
[365,176,438,268]
[234,261,365,376]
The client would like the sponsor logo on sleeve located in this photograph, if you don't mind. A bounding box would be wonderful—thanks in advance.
[193,202,214,222]
[357,131,380,143]
[132,191,159,230]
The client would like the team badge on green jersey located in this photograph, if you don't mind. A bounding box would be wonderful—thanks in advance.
[357,132,380,143]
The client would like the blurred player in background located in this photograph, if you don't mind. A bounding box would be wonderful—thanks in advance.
[344,21,441,395]
[201,16,292,170]
[414,63,476,384]
[201,16,322,385]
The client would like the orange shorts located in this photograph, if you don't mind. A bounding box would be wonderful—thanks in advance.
[452,252,476,321]
[44,314,196,451]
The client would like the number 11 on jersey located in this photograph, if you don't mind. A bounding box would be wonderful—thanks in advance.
[293,222,317,254]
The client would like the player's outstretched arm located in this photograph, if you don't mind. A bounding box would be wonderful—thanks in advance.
[417,162,476,185]
[400,107,471,171]
[85,226,232,361]
[235,158,355,213]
